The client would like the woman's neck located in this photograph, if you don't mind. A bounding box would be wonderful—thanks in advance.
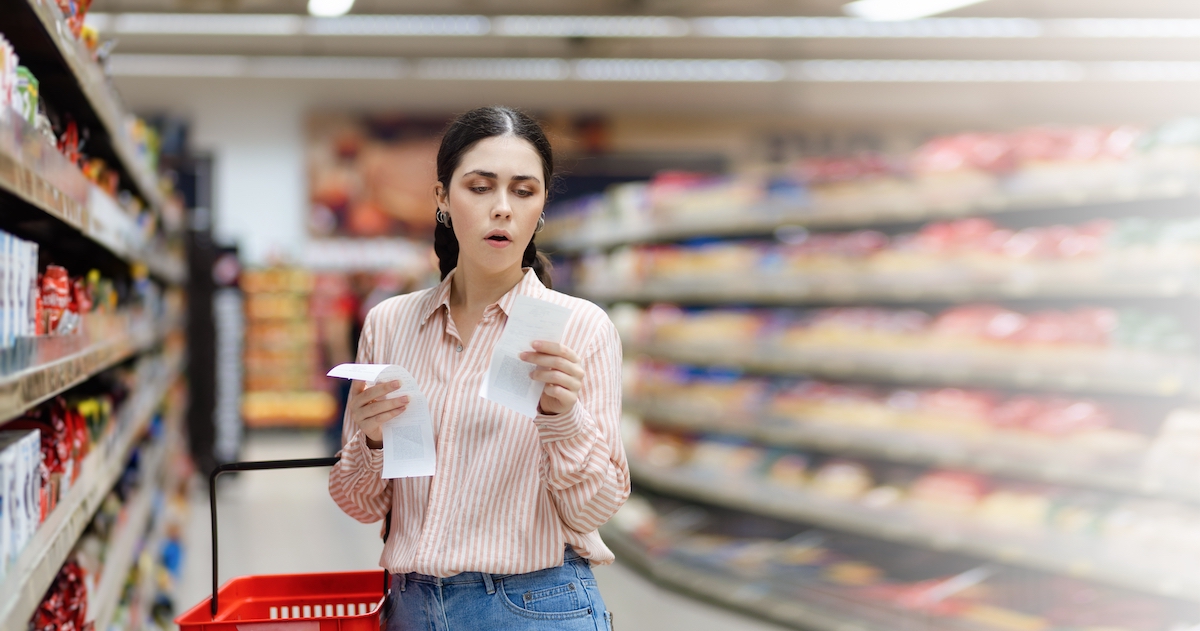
[449,260,526,315]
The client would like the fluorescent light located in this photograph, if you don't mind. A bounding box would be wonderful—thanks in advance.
[1051,19,1200,38]
[108,13,302,35]
[794,59,1084,81]
[249,56,406,79]
[692,16,1038,38]
[305,15,490,36]
[493,16,688,37]
[574,58,785,82]
[108,54,249,77]
[308,0,354,18]
[1099,61,1200,81]
[844,0,992,21]
[417,58,570,80]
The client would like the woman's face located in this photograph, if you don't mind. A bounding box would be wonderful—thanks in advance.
[436,135,546,275]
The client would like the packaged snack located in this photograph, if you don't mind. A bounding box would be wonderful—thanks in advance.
[14,66,36,127]
[40,265,71,334]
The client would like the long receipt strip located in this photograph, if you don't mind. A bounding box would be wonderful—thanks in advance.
[480,295,573,418]
[326,363,436,479]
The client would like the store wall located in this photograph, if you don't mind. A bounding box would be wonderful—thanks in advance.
[117,79,309,265]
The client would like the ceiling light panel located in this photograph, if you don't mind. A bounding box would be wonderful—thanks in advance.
[1051,19,1200,38]
[417,58,570,80]
[844,0,992,21]
[108,13,303,35]
[108,54,249,76]
[691,16,1039,38]
[795,60,1085,82]
[493,16,688,37]
[249,56,407,78]
[574,58,785,82]
[305,15,490,36]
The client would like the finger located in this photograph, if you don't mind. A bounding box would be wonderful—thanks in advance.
[360,395,410,418]
[530,341,580,364]
[365,405,408,425]
[352,380,368,394]
[531,369,581,392]
[520,352,585,379]
[359,381,400,403]
[542,384,575,401]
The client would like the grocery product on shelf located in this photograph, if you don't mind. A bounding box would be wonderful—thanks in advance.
[0,429,41,583]
[241,268,337,427]
[609,493,1200,631]
[30,558,89,631]
[572,216,1200,301]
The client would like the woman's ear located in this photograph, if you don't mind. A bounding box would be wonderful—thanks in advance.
[433,182,448,210]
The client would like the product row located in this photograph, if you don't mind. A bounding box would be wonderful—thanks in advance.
[626,360,1199,491]
[0,228,165,353]
[568,216,1200,300]
[1,26,161,217]
[619,303,1195,359]
[628,421,1200,582]
[609,493,1200,631]
[544,120,1200,247]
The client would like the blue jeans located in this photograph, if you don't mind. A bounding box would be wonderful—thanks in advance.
[383,547,613,631]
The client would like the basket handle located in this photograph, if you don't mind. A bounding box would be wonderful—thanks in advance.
[208,457,388,618]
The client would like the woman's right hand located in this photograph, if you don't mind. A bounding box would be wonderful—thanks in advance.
[348,380,409,449]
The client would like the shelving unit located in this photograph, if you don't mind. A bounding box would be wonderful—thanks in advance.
[627,397,1192,502]
[545,133,1200,629]
[628,457,1200,603]
[579,261,1200,304]
[0,0,164,211]
[601,524,901,631]
[0,353,183,629]
[543,189,1200,255]
[0,310,181,424]
[629,341,1198,398]
[89,439,165,631]
[0,99,184,285]
[0,7,187,626]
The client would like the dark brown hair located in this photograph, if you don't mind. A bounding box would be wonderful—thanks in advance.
[433,106,553,287]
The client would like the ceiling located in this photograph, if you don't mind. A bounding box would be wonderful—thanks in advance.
[89,0,1200,126]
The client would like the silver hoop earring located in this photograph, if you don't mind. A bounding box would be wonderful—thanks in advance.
[535,214,545,233]
[436,209,452,227]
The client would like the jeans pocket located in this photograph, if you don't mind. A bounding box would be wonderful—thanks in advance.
[499,578,593,621]
[604,610,614,631]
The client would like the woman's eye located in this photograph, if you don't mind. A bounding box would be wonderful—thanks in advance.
[470,186,490,193]
[515,189,535,197]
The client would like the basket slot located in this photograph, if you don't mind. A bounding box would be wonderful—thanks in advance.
[335,604,345,617]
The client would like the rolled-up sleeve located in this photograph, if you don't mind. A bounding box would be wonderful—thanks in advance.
[534,319,630,535]
[328,314,392,523]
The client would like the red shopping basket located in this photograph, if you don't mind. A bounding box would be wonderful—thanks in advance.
[176,457,388,630]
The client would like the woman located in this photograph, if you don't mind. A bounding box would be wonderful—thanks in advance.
[329,106,628,631]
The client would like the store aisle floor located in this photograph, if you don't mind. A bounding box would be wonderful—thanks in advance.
[177,430,787,631]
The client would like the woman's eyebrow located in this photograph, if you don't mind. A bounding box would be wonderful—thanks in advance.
[463,169,541,184]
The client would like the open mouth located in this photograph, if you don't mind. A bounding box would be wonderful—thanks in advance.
[487,235,510,242]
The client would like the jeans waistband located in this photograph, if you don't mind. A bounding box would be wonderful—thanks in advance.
[397,546,582,587]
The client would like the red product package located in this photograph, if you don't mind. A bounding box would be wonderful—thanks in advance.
[41,266,72,334]
[70,277,93,314]
[30,559,90,631]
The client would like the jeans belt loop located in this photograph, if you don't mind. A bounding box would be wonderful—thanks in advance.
[482,573,496,595]
[396,573,407,592]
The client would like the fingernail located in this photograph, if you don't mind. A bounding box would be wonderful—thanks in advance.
[401,396,410,403]
[531,341,543,349]
[390,381,401,389]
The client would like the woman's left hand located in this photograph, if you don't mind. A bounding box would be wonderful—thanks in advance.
[521,341,584,416]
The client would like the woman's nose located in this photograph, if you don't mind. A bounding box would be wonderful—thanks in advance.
[493,192,513,218]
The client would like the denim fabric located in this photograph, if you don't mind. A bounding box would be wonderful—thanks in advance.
[383,547,612,631]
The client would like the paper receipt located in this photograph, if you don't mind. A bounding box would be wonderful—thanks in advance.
[479,295,573,418]
[326,363,436,479]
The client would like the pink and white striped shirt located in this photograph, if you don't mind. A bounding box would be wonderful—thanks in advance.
[329,269,629,577]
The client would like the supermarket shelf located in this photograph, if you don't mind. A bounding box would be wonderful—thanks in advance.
[628,457,1200,603]
[0,114,185,285]
[581,263,1200,305]
[543,188,1200,254]
[89,439,166,631]
[628,397,1198,502]
[0,311,179,424]
[10,0,164,212]
[0,354,183,630]
[602,524,892,631]
[627,341,1200,398]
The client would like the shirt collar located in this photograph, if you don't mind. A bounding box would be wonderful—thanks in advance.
[418,268,546,327]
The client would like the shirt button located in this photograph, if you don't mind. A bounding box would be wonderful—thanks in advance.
[456,345,463,352]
